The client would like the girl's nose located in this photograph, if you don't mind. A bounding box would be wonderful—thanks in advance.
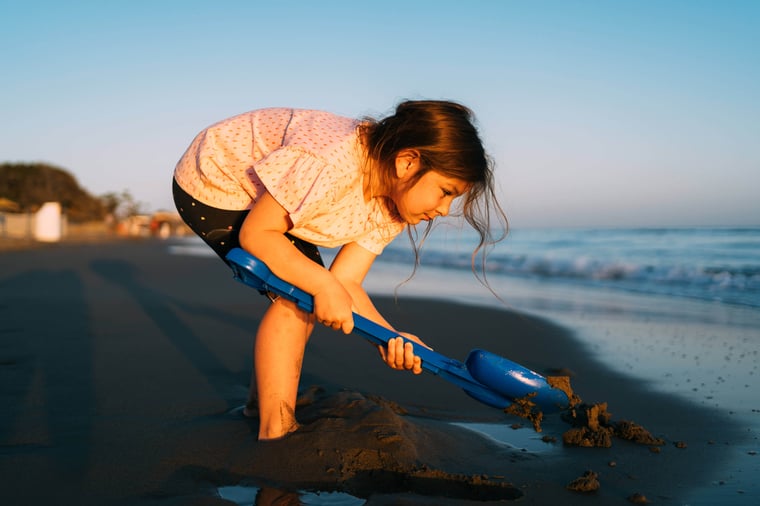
[436,201,451,217]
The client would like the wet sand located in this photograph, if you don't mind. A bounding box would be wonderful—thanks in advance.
[0,240,755,505]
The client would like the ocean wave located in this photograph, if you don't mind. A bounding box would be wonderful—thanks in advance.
[380,237,760,308]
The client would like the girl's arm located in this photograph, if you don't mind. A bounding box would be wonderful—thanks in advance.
[331,242,426,374]
[238,191,354,334]
[329,241,389,326]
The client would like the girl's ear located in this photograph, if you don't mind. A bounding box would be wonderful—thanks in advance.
[395,149,420,179]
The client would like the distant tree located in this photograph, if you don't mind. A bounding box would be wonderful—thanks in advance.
[0,162,106,222]
[99,189,146,220]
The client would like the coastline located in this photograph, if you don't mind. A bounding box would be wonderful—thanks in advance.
[0,240,756,504]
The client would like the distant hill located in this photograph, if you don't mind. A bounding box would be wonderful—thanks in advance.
[0,162,106,222]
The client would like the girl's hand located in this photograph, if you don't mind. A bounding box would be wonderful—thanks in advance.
[378,332,429,375]
[313,279,355,334]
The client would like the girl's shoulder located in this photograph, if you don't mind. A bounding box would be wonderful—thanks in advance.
[261,109,361,171]
[206,107,357,145]
[281,109,359,150]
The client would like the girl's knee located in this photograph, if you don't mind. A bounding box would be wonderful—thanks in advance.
[268,297,317,332]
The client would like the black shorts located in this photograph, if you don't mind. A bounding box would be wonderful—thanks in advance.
[172,178,324,267]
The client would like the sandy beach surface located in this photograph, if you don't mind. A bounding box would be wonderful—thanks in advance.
[1,239,757,505]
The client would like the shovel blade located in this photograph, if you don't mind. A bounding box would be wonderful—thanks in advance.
[466,349,569,413]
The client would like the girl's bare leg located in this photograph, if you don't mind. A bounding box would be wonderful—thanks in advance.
[248,297,314,440]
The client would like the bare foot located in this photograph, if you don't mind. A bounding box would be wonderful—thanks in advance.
[258,401,299,441]
[258,421,300,441]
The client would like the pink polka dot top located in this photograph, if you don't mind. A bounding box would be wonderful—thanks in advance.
[173,108,405,254]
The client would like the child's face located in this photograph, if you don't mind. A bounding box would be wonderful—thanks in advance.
[393,169,469,225]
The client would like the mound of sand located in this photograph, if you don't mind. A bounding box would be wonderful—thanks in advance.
[216,388,524,502]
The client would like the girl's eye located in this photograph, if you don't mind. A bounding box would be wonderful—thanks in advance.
[442,189,452,197]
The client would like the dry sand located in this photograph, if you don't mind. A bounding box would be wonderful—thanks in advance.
[0,240,754,505]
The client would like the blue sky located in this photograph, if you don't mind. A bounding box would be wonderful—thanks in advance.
[2,0,758,227]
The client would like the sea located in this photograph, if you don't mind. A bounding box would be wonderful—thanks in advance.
[376,225,760,309]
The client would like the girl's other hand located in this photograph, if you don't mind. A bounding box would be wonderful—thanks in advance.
[379,333,429,375]
[313,280,355,334]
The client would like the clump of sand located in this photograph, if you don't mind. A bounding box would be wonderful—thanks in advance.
[628,492,651,503]
[562,403,665,448]
[546,375,582,406]
[504,375,665,449]
[504,392,543,432]
[502,375,583,433]
[566,470,600,492]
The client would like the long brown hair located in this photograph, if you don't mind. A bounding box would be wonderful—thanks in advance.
[358,100,508,286]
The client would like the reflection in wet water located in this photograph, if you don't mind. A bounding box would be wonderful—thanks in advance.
[217,485,366,506]
[452,422,559,453]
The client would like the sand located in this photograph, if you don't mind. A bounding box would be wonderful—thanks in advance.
[0,239,755,505]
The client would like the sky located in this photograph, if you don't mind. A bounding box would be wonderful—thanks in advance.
[1,0,758,228]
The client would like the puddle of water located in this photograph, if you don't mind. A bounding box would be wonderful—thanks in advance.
[217,486,258,504]
[217,485,366,506]
[451,422,559,453]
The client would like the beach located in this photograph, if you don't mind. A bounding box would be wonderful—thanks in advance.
[1,238,758,505]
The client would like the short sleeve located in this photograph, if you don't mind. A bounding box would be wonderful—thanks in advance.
[354,199,406,254]
[356,224,405,254]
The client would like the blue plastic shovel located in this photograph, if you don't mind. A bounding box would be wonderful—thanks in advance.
[226,247,569,412]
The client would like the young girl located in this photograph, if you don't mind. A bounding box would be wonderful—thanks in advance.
[173,100,506,440]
